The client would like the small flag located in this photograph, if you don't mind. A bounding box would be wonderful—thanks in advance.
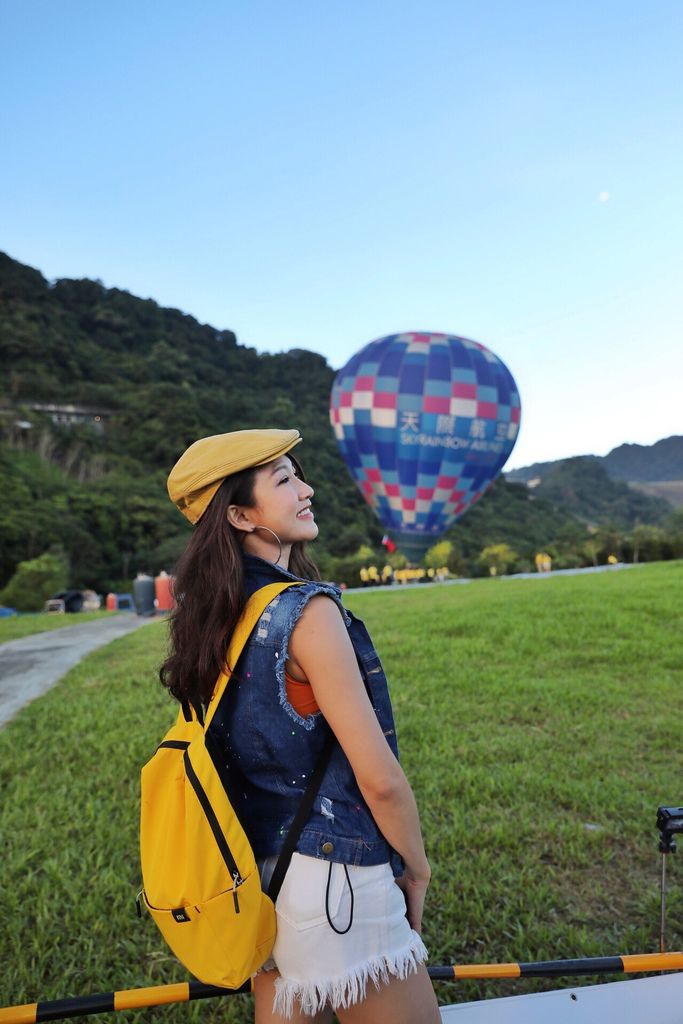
[382,534,396,553]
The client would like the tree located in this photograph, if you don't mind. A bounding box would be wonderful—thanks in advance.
[630,524,666,563]
[0,549,69,611]
[424,539,466,575]
[583,524,623,565]
[664,511,683,559]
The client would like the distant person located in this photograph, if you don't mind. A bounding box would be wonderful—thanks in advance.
[535,552,552,573]
[161,429,439,1024]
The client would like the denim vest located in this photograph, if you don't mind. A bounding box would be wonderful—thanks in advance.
[208,555,403,876]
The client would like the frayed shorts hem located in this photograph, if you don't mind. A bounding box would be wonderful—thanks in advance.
[257,853,429,1019]
[270,929,428,1018]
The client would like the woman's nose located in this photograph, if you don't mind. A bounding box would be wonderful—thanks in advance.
[299,480,314,499]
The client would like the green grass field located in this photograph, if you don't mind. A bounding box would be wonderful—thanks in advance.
[0,610,111,644]
[1,563,681,1020]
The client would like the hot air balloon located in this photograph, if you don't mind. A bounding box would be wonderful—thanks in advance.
[329,331,521,562]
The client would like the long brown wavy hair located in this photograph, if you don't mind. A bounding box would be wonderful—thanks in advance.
[159,458,320,706]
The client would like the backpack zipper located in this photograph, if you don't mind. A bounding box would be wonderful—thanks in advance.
[182,749,244,891]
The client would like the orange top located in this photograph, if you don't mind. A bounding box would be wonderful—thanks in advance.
[285,668,320,716]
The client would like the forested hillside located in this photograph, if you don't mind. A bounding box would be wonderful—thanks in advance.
[525,457,672,529]
[1,251,680,598]
[0,252,376,587]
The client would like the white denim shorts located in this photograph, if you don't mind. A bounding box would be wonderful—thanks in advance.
[259,852,428,1018]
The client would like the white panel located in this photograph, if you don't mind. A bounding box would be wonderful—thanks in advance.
[439,973,683,1024]
[352,392,373,409]
[371,407,397,428]
[451,399,477,418]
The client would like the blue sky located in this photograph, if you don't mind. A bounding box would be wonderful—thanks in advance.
[2,1,681,469]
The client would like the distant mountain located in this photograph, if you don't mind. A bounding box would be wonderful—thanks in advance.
[602,436,683,483]
[507,438,683,524]
[507,436,683,486]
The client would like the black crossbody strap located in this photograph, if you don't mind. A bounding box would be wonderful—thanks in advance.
[267,730,336,902]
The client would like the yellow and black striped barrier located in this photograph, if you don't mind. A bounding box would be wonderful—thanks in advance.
[0,981,252,1024]
[1,953,682,1023]
[428,951,683,979]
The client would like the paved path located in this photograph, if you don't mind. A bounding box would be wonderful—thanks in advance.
[0,614,160,728]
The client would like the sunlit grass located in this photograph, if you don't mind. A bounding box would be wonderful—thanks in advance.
[0,563,681,1020]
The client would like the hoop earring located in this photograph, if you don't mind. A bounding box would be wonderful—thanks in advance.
[250,525,283,566]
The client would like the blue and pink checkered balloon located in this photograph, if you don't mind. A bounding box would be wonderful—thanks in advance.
[329,332,521,562]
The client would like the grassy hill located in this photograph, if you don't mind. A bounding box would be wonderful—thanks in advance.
[1,562,680,1018]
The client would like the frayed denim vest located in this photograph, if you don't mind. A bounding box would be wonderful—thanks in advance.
[208,555,403,876]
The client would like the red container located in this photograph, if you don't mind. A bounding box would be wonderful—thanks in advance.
[155,572,175,611]
[105,593,117,612]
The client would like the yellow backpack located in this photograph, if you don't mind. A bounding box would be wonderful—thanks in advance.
[139,581,332,989]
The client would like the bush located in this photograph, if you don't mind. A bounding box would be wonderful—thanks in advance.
[0,549,69,612]
[424,540,452,570]
[478,543,518,577]
[320,544,391,588]
[553,551,585,570]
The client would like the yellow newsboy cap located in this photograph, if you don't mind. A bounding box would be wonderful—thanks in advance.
[168,428,303,523]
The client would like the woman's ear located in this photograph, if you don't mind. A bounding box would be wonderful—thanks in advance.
[227,505,253,533]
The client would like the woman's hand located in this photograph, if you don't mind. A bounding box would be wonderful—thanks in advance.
[396,866,431,933]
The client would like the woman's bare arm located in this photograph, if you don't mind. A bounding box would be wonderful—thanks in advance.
[287,596,431,928]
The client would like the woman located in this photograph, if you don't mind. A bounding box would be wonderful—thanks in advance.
[162,428,440,1024]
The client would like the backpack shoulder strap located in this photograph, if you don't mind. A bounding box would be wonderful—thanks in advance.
[203,581,302,731]
[267,729,335,901]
